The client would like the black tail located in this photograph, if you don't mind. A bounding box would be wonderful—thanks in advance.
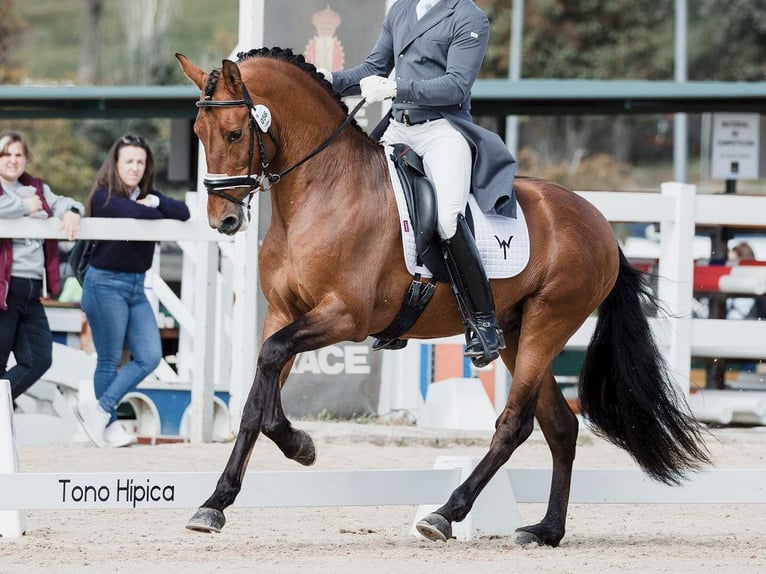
[578,249,711,484]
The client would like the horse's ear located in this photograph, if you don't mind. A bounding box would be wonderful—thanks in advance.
[176,53,207,90]
[221,59,243,95]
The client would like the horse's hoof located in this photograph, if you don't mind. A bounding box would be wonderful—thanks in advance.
[185,507,226,533]
[514,529,543,546]
[514,524,564,547]
[293,429,316,466]
[416,513,452,542]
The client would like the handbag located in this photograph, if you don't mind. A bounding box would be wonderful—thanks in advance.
[68,239,94,285]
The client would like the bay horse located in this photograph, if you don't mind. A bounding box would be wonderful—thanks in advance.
[176,48,710,546]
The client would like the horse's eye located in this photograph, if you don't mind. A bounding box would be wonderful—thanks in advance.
[227,130,242,143]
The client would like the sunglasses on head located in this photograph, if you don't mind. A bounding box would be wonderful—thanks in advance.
[120,134,147,147]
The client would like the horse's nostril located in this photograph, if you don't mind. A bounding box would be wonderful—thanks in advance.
[221,215,241,234]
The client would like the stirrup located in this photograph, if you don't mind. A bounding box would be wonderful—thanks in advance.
[371,337,408,351]
[463,317,505,368]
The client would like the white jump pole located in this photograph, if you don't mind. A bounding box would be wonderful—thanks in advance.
[0,379,25,537]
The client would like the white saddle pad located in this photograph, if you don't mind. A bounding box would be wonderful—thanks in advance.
[386,148,530,279]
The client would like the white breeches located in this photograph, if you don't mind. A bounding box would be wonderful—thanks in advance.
[382,118,471,239]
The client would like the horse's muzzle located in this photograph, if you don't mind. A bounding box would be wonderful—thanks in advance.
[211,205,248,236]
[218,214,242,235]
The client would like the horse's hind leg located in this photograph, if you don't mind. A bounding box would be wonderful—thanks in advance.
[417,319,578,546]
[514,369,578,546]
[417,335,538,542]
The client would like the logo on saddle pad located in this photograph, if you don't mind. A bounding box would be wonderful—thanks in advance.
[495,235,514,259]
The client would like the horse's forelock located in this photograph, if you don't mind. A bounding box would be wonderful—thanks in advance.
[203,69,220,100]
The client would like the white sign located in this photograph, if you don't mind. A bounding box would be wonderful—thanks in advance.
[291,345,371,375]
[711,113,760,180]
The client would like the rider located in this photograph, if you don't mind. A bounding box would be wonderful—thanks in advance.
[325,0,517,366]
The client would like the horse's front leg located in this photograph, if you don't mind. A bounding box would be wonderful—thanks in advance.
[258,353,316,466]
[186,302,356,533]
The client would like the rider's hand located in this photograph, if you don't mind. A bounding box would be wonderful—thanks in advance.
[360,76,397,103]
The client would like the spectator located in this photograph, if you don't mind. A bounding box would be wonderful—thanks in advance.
[729,242,756,263]
[74,134,190,447]
[726,242,766,320]
[0,131,84,404]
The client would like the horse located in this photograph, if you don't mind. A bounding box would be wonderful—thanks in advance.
[176,47,710,546]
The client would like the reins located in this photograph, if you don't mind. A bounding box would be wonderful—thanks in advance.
[196,77,365,216]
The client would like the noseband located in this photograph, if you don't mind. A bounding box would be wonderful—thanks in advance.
[195,76,364,218]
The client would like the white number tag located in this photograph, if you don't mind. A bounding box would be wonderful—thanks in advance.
[251,104,272,132]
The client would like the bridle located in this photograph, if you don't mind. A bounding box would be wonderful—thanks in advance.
[195,79,364,219]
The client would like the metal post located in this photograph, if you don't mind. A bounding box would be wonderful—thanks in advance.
[673,0,688,183]
[505,0,524,156]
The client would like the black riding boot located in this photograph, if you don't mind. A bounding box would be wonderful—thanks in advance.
[443,215,505,368]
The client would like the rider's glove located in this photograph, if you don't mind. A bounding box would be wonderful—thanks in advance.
[360,75,397,103]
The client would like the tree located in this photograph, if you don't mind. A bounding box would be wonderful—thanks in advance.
[0,0,25,83]
[478,0,673,80]
[77,0,103,84]
[520,0,673,80]
[477,0,675,170]
[119,0,178,85]
[690,0,766,81]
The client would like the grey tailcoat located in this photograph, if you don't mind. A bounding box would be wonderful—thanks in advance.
[332,0,517,217]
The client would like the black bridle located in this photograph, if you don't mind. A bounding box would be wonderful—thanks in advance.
[195,80,365,218]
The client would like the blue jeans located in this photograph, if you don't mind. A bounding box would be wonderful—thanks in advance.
[81,266,161,423]
[0,277,53,400]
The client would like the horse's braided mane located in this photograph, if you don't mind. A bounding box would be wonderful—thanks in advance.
[203,47,353,119]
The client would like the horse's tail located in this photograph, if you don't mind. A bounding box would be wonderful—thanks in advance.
[578,248,711,485]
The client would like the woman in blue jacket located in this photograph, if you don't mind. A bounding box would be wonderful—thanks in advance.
[75,135,190,448]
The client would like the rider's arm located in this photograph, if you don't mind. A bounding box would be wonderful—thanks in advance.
[395,11,489,107]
